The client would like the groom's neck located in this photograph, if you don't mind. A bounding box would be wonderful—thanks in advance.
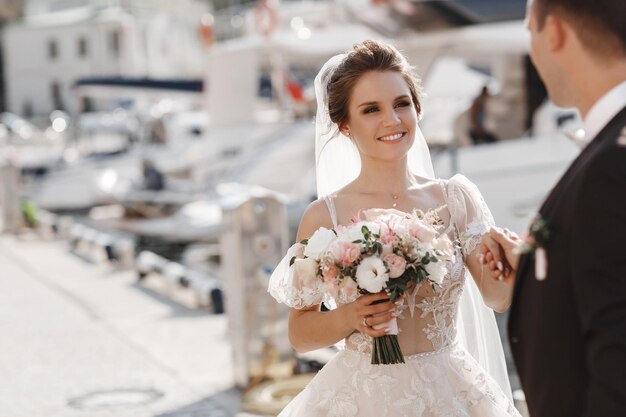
[576,65,626,119]
[565,49,626,119]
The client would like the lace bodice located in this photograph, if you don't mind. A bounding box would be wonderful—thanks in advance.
[343,236,469,355]
[268,174,494,356]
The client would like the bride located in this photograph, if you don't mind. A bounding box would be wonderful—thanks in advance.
[268,40,521,417]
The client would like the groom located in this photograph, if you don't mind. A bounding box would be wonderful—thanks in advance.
[480,0,626,416]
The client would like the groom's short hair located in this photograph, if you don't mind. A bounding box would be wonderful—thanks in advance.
[533,0,626,58]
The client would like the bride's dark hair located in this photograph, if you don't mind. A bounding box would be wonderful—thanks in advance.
[327,40,423,129]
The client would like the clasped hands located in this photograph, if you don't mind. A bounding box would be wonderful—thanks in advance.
[477,227,524,286]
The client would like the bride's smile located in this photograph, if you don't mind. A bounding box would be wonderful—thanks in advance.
[377,131,406,143]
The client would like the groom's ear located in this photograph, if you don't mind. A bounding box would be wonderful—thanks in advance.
[544,14,567,52]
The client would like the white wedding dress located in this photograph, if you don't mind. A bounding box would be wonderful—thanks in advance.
[269,175,521,417]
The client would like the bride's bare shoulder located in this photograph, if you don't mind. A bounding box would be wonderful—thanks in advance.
[297,198,334,241]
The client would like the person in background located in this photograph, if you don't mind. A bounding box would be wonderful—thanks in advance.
[469,86,499,145]
[142,159,165,191]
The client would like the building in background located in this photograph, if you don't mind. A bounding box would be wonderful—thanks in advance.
[2,0,210,116]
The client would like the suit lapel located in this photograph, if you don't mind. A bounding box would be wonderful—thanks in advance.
[510,147,588,306]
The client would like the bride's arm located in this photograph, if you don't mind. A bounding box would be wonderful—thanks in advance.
[465,248,513,313]
[446,175,514,313]
[287,200,396,353]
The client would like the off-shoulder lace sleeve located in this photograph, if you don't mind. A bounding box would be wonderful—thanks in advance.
[267,243,326,309]
[446,174,495,259]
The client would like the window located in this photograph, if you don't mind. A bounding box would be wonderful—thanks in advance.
[48,39,58,60]
[78,37,88,58]
[110,30,120,57]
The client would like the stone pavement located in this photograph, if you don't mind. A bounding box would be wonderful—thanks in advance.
[0,232,525,417]
[0,234,251,417]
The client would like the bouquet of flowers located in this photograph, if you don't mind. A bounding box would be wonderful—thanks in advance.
[289,208,454,365]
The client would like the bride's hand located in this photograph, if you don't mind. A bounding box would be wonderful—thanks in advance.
[343,291,399,338]
[478,227,522,284]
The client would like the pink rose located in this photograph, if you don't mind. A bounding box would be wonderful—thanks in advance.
[329,240,361,267]
[384,254,407,278]
[374,220,396,245]
[380,230,397,245]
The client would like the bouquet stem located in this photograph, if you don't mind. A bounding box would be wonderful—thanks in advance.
[371,335,405,365]
[371,318,405,365]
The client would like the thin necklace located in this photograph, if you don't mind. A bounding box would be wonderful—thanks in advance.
[391,193,399,208]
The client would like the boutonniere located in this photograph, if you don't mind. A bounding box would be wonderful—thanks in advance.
[514,214,551,281]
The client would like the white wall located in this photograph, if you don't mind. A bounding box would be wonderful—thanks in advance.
[3,2,208,116]
[3,14,131,115]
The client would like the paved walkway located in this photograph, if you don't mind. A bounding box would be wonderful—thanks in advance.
[0,232,524,417]
[0,234,243,417]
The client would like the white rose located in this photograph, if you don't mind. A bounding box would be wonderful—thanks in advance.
[408,219,438,242]
[287,242,305,259]
[292,258,319,288]
[355,256,389,293]
[304,227,336,259]
[340,223,364,243]
[393,222,411,241]
[425,262,447,286]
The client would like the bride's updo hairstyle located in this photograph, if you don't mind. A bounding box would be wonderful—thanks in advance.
[326,40,423,129]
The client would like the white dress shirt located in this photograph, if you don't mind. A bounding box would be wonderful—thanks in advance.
[584,80,626,141]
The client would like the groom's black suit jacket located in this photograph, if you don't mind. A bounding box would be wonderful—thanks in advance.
[508,106,626,417]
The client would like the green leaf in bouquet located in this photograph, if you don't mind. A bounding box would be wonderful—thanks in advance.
[403,266,417,282]
[362,225,371,240]
[289,256,296,267]
[300,238,309,245]
[388,282,407,302]
[373,242,383,255]
[416,266,428,281]
[352,239,363,244]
